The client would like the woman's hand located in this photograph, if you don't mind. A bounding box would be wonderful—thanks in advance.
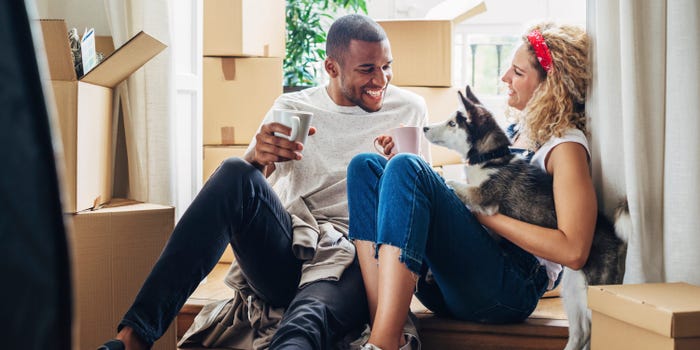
[374,134,396,159]
[473,143,597,270]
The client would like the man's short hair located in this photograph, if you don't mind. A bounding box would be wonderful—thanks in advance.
[326,14,387,64]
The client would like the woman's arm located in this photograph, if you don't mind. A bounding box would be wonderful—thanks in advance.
[476,142,597,270]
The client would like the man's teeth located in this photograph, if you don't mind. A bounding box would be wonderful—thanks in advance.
[366,89,382,97]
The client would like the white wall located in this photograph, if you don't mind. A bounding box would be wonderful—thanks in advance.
[34,0,110,35]
[368,0,586,28]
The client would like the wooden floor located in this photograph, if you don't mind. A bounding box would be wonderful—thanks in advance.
[178,263,569,349]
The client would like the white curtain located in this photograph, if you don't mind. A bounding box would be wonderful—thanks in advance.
[588,0,700,284]
[104,0,173,205]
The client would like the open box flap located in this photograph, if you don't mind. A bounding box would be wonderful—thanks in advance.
[39,19,77,81]
[81,31,166,88]
[425,0,487,23]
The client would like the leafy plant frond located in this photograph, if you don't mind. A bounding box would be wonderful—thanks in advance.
[284,0,367,87]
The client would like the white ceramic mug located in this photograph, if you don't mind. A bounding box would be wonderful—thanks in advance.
[273,109,314,145]
[374,125,422,156]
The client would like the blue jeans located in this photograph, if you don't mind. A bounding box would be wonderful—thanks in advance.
[119,158,368,349]
[347,153,548,323]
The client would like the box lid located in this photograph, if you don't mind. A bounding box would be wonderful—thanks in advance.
[588,282,700,338]
[81,31,166,88]
[425,0,487,23]
[39,19,166,88]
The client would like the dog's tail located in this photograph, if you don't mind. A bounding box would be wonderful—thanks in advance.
[613,198,632,243]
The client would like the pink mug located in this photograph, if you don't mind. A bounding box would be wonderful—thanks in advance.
[374,126,422,156]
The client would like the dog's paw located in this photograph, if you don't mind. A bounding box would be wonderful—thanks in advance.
[470,204,498,216]
[446,180,470,201]
[445,179,467,190]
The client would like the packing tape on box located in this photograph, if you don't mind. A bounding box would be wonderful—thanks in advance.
[221,127,235,145]
[221,58,236,81]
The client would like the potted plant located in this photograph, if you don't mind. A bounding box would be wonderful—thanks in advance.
[284,0,367,90]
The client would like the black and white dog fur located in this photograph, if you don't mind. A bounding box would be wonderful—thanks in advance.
[423,86,630,350]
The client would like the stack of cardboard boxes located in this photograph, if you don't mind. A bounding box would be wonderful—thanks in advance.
[201,0,286,182]
[38,19,176,350]
[201,0,285,263]
[377,0,486,180]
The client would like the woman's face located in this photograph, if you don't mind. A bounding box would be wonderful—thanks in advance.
[501,44,543,110]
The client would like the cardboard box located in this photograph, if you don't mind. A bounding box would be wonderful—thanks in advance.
[377,0,486,87]
[203,57,282,145]
[203,0,285,57]
[402,86,464,165]
[588,282,700,349]
[202,146,246,263]
[203,145,248,182]
[39,20,166,212]
[68,201,176,350]
[95,35,115,57]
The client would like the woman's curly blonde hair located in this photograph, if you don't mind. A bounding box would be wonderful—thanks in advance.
[510,22,591,148]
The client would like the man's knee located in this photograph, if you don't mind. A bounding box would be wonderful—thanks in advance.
[218,157,257,178]
[207,157,264,189]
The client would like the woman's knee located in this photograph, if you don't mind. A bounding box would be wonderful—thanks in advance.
[385,153,424,173]
[348,153,386,179]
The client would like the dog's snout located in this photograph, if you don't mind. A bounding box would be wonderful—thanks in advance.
[423,126,429,132]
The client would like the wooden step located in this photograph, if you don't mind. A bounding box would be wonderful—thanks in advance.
[178,263,569,349]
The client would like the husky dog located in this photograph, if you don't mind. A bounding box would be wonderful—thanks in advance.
[423,86,629,350]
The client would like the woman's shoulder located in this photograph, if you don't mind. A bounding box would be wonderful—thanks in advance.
[544,128,589,151]
[532,128,590,170]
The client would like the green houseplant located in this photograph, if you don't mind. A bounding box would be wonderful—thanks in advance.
[284,0,367,88]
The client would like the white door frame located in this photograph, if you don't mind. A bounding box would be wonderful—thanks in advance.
[171,0,202,220]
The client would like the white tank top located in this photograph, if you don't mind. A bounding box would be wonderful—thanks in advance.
[530,128,590,290]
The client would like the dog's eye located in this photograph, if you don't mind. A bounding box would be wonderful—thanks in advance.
[448,121,456,127]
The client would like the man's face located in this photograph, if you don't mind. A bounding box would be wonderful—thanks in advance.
[333,39,393,112]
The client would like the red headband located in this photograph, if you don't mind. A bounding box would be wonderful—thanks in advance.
[527,29,553,73]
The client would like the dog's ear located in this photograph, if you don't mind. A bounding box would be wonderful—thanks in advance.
[458,91,477,123]
[464,85,483,105]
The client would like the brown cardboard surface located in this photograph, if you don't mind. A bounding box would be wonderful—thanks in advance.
[39,19,76,81]
[204,0,285,57]
[95,36,115,57]
[402,86,464,165]
[588,283,700,338]
[203,146,248,263]
[203,57,282,145]
[203,145,248,182]
[81,31,166,88]
[39,20,165,86]
[51,81,79,211]
[591,311,700,350]
[39,19,166,212]
[380,20,452,87]
[68,202,176,350]
[377,1,486,87]
[76,82,113,210]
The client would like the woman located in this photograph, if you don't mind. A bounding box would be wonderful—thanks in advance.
[347,22,593,350]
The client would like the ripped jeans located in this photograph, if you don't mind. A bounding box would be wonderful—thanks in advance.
[347,153,548,323]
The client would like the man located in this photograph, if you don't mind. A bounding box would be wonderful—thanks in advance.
[101,14,428,350]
